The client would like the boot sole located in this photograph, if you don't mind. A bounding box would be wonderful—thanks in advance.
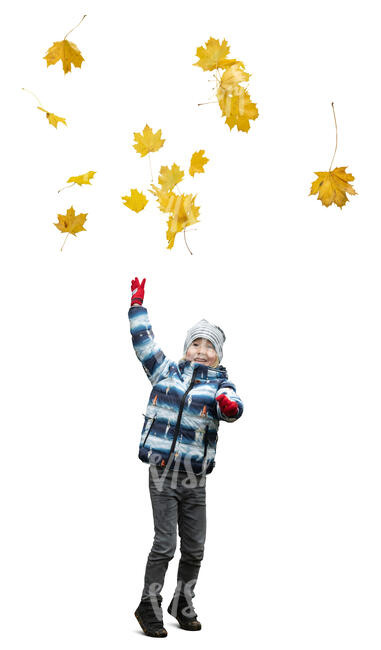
[167,610,202,631]
[135,610,168,637]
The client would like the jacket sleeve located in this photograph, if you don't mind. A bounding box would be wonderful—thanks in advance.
[216,380,244,423]
[128,305,171,386]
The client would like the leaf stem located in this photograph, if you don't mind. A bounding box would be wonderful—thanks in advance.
[60,233,69,251]
[58,183,76,193]
[329,101,338,172]
[197,100,218,106]
[198,64,221,106]
[64,14,87,40]
[183,229,193,255]
[21,87,42,105]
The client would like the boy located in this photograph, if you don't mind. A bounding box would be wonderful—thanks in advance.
[130,277,243,637]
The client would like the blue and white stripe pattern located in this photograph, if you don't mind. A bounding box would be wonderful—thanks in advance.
[129,305,244,475]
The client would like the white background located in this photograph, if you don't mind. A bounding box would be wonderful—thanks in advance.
[1,0,380,648]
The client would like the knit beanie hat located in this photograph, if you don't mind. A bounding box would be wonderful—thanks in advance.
[183,319,226,362]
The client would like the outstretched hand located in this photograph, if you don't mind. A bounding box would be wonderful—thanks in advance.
[216,394,239,417]
[131,277,146,306]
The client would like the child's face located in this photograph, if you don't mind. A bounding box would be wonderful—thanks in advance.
[185,337,218,367]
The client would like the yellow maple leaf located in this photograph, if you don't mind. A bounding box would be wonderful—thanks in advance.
[158,164,184,192]
[220,58,246,70]
[217,87,258,132]
[37,106,67,128]
[149,185,179,213]
[189,150,209,176]
[219,64,250,92]
[54,206,87,235]
[195,38,257,133]
[309,167,356,208]
[193,37,244,71]
[166,193,200,250]
[121,189,148,213]
[43,39,84,74]
[150,186,200,249]
[133,125,165,157]
[66,171,96,185]
[194,37,229,70]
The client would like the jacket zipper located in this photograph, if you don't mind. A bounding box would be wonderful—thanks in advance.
[167,367,198,462]
[203,425,209,459]
[143,416,156,447]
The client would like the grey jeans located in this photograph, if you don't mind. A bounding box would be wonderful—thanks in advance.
[140,464,207,614]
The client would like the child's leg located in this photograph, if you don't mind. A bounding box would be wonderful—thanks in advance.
[140,467,179,610]
[171,479,207,616]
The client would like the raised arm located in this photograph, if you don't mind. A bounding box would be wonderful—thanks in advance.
[128,277,171,386]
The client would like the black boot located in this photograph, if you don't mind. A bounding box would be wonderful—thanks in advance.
[134,599,168,637]
[167,594,202,631]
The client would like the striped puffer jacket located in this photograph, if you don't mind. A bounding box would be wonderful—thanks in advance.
[129,305,244,476]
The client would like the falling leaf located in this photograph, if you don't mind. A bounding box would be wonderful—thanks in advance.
[309,167,357,208]
[149,185,178,213]
[193,37,244,71]
[189,150,209,177]
[122,189,148,213]
[43,40,84,74]
[133,124,165,157]
[135,131,208,252]
[66,171,96,186]
[158,163,184,192]
[54,206,87,236]
[195,37,258,132]
[165,193,200,250]
[150,186,199,249]
[37,106,67,128]
[219,64,250,92]
[217,87,258,132]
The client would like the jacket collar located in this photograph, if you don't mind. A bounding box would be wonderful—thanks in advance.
[178,359,228,380]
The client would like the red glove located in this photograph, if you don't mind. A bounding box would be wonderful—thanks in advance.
[131,277,146,306]
[216,394,239,417]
